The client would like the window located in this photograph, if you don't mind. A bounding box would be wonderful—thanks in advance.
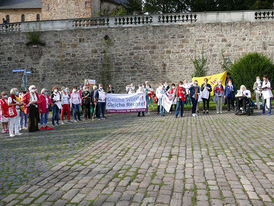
[6,15,10,23]
[85,1,91,8]
[21,14,25,22]
[36,14,40,21]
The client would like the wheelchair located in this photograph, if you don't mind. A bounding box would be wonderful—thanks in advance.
[235,96,255,116]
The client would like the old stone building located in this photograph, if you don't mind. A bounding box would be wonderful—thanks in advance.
[0,0,42,23]
[0,0,128,23]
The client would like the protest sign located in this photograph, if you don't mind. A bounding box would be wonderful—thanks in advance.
[106,93,146,113]
[84,79,96,87]
[192,71,227,95]
[162,94,173,112]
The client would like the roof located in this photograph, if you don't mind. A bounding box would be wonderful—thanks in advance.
[103,0,129,6]
[0,0,42,10]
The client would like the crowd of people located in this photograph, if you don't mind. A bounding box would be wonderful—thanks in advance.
[126,74,272,118]
[0,74,272,137]
[0,83,114,137]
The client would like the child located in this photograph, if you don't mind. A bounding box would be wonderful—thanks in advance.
[0,92,9,133]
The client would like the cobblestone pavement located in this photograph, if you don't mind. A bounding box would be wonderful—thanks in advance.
[0,111,273,206]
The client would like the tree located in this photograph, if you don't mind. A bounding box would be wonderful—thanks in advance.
[144,0,187,14]
[251,0,273,9]
[143,0,273,14]
[124,0,143,15]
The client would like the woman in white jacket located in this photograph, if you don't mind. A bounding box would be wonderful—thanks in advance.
[261,75,273,115]
[136,85,145,117]
[156,83,165,116]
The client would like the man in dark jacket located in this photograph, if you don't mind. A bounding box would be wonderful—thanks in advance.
[82,86,91,119]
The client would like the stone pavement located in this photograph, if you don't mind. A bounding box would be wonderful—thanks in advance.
[0,111,273,206]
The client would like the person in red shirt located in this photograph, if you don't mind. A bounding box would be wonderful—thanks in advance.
[0,91,10,133]
[175,81,186,118]
[22,85,41,132]
[39,89,53,130]
[169,83,177,112]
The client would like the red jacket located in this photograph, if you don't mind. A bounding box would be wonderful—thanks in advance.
[170,87,175,95]
[39,94,52,113]
[0,98,17,118]
[22,92,41,113]
[176,86,186,101]
[214,85,224,95]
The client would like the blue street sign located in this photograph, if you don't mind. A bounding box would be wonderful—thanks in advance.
[12,69,25,73]
[12,69,32,74]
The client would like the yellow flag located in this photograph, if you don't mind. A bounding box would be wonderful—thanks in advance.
[192,71,227,96]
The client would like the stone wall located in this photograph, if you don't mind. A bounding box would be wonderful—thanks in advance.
[41,0,92,20]
[0,19,273,93]
[0,9,41,23]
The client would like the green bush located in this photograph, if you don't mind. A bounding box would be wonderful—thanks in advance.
[192,51,207,77]
[26,31,45,46]
[228,52,274,90]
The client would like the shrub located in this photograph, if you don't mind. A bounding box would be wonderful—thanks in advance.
[26,31,45,46]
[192,51,207,77]
[228,52,274,90]
[220,50,233,71]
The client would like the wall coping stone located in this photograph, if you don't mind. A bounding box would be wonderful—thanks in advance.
[0,10,273,33]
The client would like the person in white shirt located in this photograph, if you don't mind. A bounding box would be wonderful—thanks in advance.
[261,75,273,115]
[51,86,62,126]
[253,76,262,110]
[235,85,251,114]
[70,87,81,122]
[156,83,166,116]
[95,84,106,119]
[183,80,192,106]
[136,84,145,117]
[126,83,135,94]
[8,88,22,137]
[61,86,71,124]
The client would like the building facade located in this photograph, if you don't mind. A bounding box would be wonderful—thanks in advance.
[0,0,127,23]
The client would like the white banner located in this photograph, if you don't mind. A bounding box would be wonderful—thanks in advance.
[106,93,146,113]
[162,94,173,112]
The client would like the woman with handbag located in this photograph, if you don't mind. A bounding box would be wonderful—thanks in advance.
[201,78,212,114]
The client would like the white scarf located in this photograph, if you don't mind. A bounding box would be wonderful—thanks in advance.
[30,92,37,102]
